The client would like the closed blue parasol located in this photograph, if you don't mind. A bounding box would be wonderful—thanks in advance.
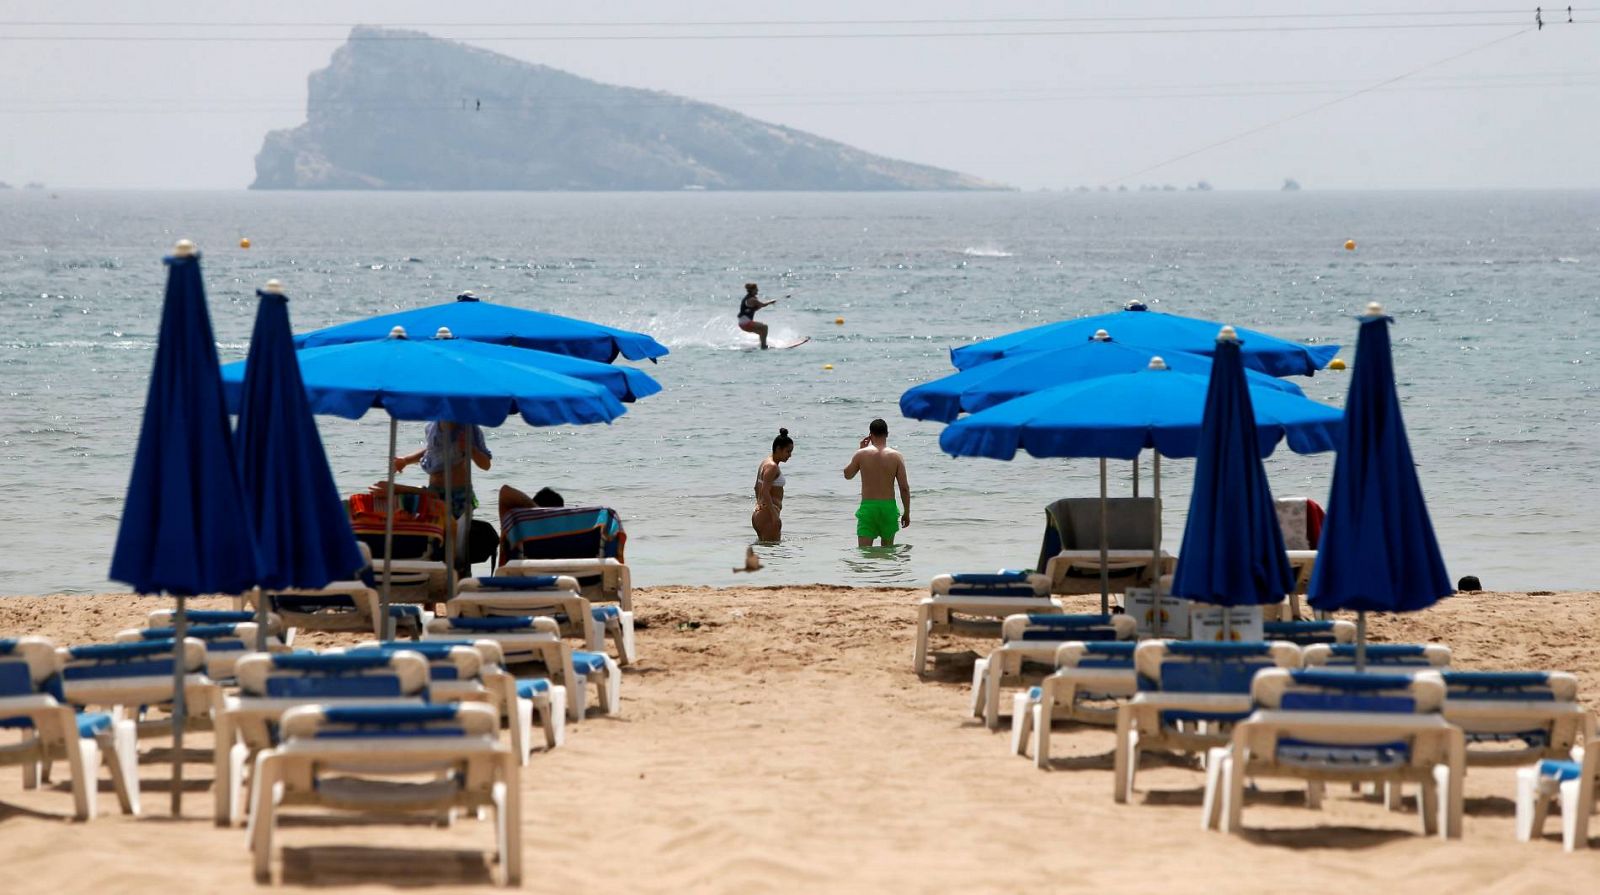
[950,301,1339,377]
[901,328,1303,423]
[1170,329,1295,618]
[1309,304,1451,668]
[940,353,1339,616]
[109,240,261,815]
[234,281,367,648]
[294,291,669,363]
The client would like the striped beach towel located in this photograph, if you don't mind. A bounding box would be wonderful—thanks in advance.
[499,506,626,566]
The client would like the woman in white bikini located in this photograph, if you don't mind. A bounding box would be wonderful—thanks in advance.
[752,428,794,541]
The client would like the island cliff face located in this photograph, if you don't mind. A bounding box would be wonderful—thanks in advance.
[252,27,1002,191]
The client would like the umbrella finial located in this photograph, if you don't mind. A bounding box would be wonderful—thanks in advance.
[388,326,408,339]
[173,239,196,257]
[262,279,283,295]
[456,290,479,302]
[434,327,454,340]
[1217,325,1239,343]
[1092,329,1111,341]
[1125,299,1148,311]
[1365,301,1385,316]
[1148,356,1168,370]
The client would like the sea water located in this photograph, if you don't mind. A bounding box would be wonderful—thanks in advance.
[0,189,1595,594]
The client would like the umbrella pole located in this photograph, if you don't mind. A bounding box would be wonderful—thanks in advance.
[1098,457,1109,616]
[1132,456,1139,498]
[1152,451,1163,637]
[443,426,455,609]
[1356,611,1367,672]
[170,593,186,816]
[381,418,398,641]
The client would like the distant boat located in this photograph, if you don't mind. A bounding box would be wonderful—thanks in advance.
[1282,178,1302,192]
[680,184,707,191]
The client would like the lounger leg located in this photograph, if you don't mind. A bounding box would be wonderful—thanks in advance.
[1421,772,1440,838]
[1010,692,1033,757]
[1225,750,1247,834]
[968,658,988,719]
[565,677,587,722]
[1113,709,1135,803]
[65,734,99,821]
[1515,767,1548,842]
[500,754,522,886]
[249,755,279,882]
[546,687,567,748]
[984,663,1006,730]
[601,658,621,715]
[1384,781,1403,811]
[616,613,637,666]
[508,697,532,765]
[1444,732,1466,840]
[1306,780,1324,811]
[1202,747,1228,830]
[912,606,931,676]
[105,719,140,816]
[1562,778,1590,851]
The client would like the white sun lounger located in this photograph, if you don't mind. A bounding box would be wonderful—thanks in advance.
[915,572,1060,676]
[497,558,633,611]
[383,637,566,762]
[1516,738,1600,851]
[213,651,432,827]
[1043,550,1175,597]
[1440,671,1588,767]
[424,616,618,722]
[58,638,222,739]
[248,703,521,886]
[970,613,1136,729]
[1202,669,1465,840]
[0,637,141,820]
[1012,641,1140,766]
[148,608,288,644]
[1303,643,1451,670]
[1114,640,1303,803]
[116,622,286,682]
[248,583,430,641]
[453,575,636,665]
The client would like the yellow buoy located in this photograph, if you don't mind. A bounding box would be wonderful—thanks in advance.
[835,317,845,325]
[1344,240,1356,251]
[1329,358,1347,370]
[239,237,252,249]
[823,364,834,370]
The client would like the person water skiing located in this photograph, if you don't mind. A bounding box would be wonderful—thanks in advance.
[736,282,778,349]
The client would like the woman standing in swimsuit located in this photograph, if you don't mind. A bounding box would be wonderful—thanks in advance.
[752,428,794,541]
[737,282,778,349]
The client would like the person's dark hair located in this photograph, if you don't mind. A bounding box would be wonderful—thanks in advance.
[745,282,758,294]
[533,487,564,508]
[772,427,794,452]
[869,418,888,437]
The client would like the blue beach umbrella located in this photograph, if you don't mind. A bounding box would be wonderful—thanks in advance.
[428,334,663,403]
[109,240,262,815]
[294,291,670,364]
[1169,329,1296,629]
[222,326,627,632]
[1309,303,1451,669]
[234,280,367,648]
[940,356,1340,614]
[950,301,1340,377]
[901,328,1304,424]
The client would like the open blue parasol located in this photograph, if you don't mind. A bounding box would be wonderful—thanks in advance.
[294,291,670,364]
[949,301,1339,377]
[109,240,262,815]
[1309,303,1451,669]
[234,280,367,648]
[1169,328,1296,626]
[901,328,1304,424]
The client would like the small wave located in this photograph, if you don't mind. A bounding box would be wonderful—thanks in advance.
[960,246,1015,258]
[1557,257,1581,264]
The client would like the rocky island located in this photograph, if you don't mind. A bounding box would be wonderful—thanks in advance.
[252,27,1002,191]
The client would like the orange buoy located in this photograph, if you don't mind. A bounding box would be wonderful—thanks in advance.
[239,237,252,249]
[1344,240,1356,251]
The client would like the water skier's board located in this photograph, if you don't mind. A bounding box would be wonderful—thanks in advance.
[737,336,811,351]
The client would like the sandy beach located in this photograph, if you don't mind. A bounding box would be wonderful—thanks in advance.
[1,585,1597,893]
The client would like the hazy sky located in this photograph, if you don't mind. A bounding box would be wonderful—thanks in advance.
[1,1,1596,189]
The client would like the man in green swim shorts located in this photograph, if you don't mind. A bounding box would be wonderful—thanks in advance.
[843,418,912,547]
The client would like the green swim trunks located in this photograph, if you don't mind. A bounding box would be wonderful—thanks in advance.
[856,499,900,541]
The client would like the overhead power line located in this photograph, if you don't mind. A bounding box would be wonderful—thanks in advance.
[1107,27,1536,185]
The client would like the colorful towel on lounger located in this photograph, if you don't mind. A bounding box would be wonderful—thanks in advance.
[347,492,447,559]
[499,506,626,566]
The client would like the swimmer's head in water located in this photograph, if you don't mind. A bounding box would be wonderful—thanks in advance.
[745,282,759,295]
[869,418,888,438]
[772,427,794,460]
[533,487,564,508]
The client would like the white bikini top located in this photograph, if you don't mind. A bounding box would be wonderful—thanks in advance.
[758,462,787,489]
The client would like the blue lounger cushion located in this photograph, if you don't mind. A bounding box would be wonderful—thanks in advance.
[515,678,552,699]
[571,652,607,675]
[1537,759,1584,782]
[270,654,395,672]
[470,576,561,590]
[443,616,541,631]
[1276,737,1411,769]
[951,571,1030,585]
[69,640,180,660]
[1441,671,1554,699]
[181,610,257,625]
